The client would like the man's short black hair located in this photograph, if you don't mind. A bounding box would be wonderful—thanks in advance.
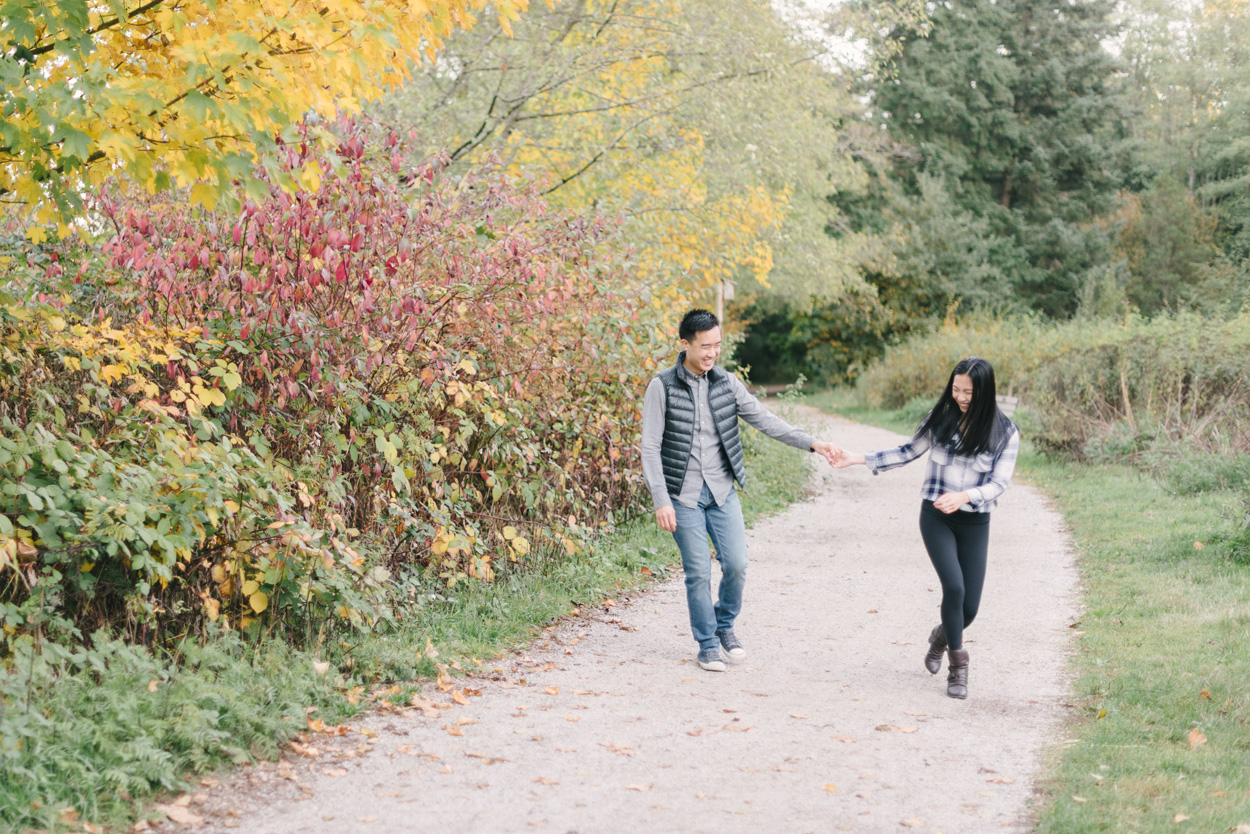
[679,309,720,341]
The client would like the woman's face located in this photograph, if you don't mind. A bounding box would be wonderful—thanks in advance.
[952,373,974,413]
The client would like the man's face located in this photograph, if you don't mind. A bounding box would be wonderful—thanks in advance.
[681,326,722,374]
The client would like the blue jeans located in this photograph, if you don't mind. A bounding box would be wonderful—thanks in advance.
[672,483,748,650]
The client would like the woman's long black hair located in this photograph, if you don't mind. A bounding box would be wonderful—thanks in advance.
[916,357,1013,457]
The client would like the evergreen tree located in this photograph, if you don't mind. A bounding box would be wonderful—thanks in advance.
[871,0,1128,316]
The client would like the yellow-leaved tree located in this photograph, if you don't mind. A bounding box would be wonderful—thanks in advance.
[380,0,864,309]
[1,0,534,232]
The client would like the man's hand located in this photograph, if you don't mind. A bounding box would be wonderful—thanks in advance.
[655,505,677,532]
[933,491,971,514]
[810,440,844,467]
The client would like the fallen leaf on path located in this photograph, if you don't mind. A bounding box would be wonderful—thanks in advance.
[603,599,617,608]
[867,609,878,614]
[1208,790,1225,797]
[155,804,203,826]
[313,660,330,675]
[321,768,348,777]
[1173,813,1190,823]
[903,711,927,717]
[452,690,471,706]
[722,709,738,713]
[409,696,441,718]
[641,567,653,575]
[832,736,857,743]
[875,725,918,733]
[695,791,706,799]
[444,725,464,737]
[987,778,1015,784]
[534,777,559,785]
[900,818,924,828]
[440,764,453,773]
[289,741,320,758]
[456,716,477,726]
[774,766,796,772]
[357,815,379,823]
[600,743,636,757]
[790,713,810,719]
[1071,796,1087,803]
[722,723,754,732]
[687,728,707,737]
[555,747,576,753]
[375,790,402,798]
[823,784,838,793]
[566,715,580,722]
[1097,708,1107,719]
[1188,729,1207,748]
[626,783,653,792]
[528,821,547,827]
[574,689,596,696]
[1200,689,1211,700]
[545,687,560,696]
[307,717,349,735]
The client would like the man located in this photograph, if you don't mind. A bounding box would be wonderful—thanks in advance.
[641,309,840,672]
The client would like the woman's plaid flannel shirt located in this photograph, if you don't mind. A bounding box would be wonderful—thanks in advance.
[865,427,1020,513]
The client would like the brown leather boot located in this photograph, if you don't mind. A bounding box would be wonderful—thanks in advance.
[946,648,969,699]
[924,624,946,674]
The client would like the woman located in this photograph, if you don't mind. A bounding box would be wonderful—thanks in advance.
[833,357,1019,699]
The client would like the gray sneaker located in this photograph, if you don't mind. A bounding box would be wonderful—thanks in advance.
[717,630,746,661]
[697,647,727,672]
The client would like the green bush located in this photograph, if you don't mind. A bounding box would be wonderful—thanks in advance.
[0,629,338,831]
[854,310,1250,458]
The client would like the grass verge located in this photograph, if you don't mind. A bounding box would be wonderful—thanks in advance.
[0,423,813,833]
[808,395,1250,833]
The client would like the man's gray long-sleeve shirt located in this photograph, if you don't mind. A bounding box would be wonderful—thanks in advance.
[641,365,816,511]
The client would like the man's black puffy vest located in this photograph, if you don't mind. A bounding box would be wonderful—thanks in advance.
[658,353,746,497]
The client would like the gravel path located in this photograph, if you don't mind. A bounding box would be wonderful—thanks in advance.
[195,412,1079,834]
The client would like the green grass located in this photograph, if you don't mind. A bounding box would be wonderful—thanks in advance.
[806,395,1250,834]
[0,423,813,833]
[1026,458,1250,834]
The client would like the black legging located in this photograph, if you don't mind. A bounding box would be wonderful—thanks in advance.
[918,500,991,651]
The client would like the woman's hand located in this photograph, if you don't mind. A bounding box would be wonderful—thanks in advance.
[933,491,971,514]
[831,451,867,469]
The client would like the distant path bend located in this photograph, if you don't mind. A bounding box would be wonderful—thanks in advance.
[198,409,1079,834]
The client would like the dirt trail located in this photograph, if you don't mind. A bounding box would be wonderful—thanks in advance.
[197,411,1079,834]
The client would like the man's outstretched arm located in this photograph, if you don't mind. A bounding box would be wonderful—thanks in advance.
[732,377,840,464]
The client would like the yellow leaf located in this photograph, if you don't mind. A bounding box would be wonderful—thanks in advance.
[823,784,838,793]
[26,226,49,244]
[511,536,530,556]
[241,579,260,596]
[249,591,268,613]
[223,500,240,514]
[190,183,218,210]
[502,525,517,540]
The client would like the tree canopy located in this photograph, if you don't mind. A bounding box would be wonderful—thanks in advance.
[1,0,533,231]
